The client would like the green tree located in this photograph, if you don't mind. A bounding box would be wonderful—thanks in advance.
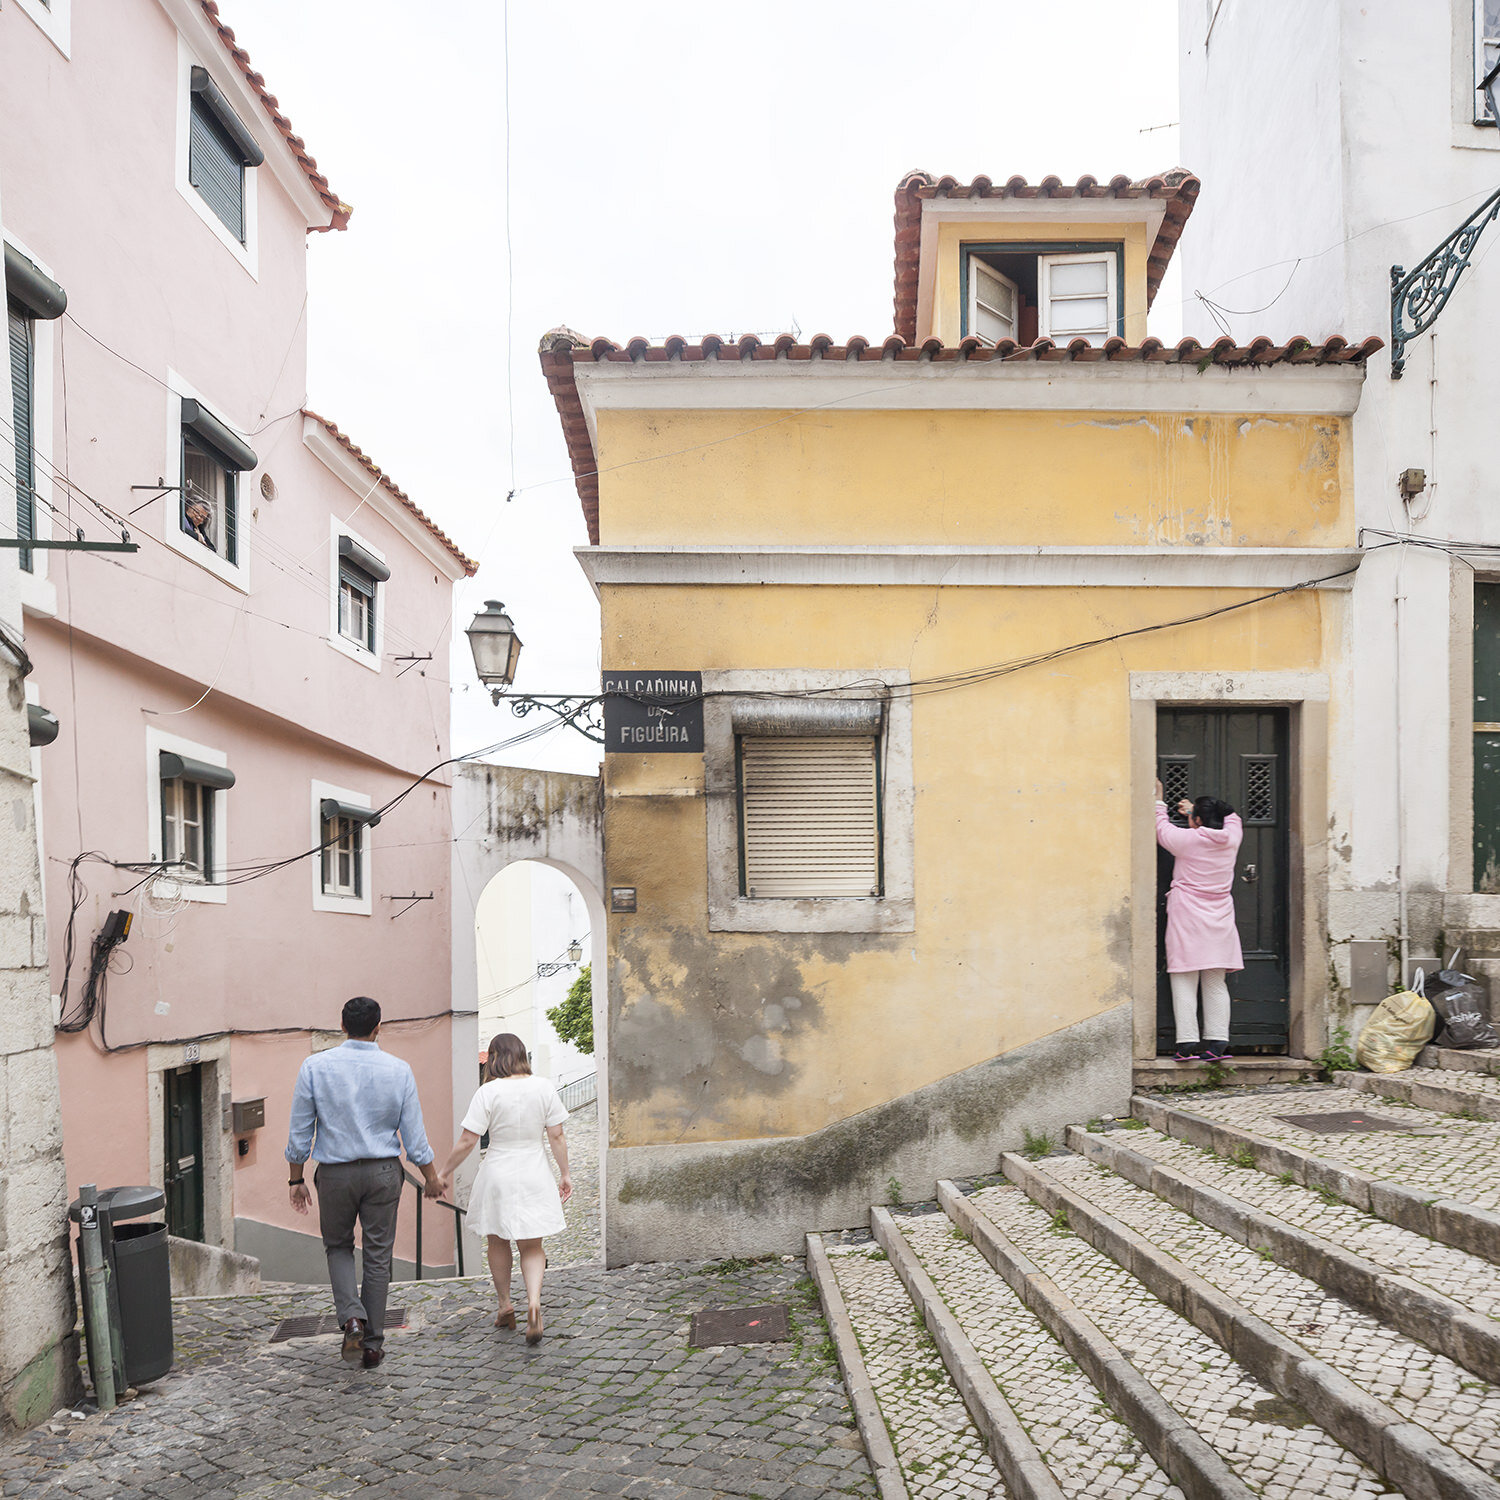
[546,965,593,1055]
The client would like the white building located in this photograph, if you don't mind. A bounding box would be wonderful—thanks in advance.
[1178,0,1500,1021]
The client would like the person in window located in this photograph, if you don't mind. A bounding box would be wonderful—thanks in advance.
[437,1033,572,1345]
[183,496,215,550]
[1154,782,1244,1063]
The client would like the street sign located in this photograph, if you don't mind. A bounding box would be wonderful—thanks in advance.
[601,670,704,753]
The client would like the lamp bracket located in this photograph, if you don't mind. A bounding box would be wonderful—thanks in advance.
[496,692,605,744]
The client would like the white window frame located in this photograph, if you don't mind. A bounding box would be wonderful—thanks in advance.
[966,255,1021,348]
[705,669,914,934]
[311,780,373,915]
[3,231,59,617]
[173,36,259,278]
[1477,0,1500,122]
[327,516,386,672]
[14,0,71,58]
[162,371,251,591]
[145,727,229,905]
[1038,251,1117,346]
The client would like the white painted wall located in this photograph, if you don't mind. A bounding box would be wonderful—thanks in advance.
[1178,0,1500,996]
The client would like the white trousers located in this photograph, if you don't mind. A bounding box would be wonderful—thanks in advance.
[1169,968,1231,1044]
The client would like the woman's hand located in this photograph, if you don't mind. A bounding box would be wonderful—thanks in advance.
[1154,778,1164,802]
[559,1174,573,1204]
[1177,798,1195,818]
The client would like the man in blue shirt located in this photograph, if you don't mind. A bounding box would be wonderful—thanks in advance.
[286,996,443,1368]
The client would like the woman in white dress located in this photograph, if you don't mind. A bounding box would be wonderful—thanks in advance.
[439,1033,572,1344]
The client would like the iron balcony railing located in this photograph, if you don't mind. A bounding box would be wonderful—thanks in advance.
[558,1072,597,1112]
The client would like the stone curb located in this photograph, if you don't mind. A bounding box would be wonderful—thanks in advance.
[1065,1123,1500,1385]
[1133,1093,1500,1269]
[1335,1066,1500,1121]
[936,1179,1253,1500]
[805,1232,910,1500]
[1418,1045,1500,1077]
[869,1207,1064,1500]
[1002,1151,1500,1500]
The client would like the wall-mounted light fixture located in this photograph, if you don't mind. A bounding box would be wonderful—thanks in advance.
[465,602,604,742]
[536,938,586,980]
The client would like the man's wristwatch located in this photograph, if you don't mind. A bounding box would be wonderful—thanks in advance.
[289,1177,304,1186]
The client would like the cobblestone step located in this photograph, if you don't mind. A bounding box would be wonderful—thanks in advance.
[1135,1087,1500,1268]
[1007,1148,1500,1500]
[816,1234,1008,1500]
[1338,1065,1500,1121]
[1418,1045,1500,1077]
[946,1179,1402,1500]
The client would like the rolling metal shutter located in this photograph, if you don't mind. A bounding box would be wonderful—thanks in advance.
[739,736,880,898]
[189,97,245,241]
[8,303,34,571]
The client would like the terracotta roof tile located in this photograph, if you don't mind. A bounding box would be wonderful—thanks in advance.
[891,169,1200,343]
[196,1,351,231]
[540,329,1383,545]
[303,410,478,575]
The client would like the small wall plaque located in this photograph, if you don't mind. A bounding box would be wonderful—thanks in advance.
[611,886,637,914]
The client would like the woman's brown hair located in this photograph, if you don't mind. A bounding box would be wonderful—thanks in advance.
[485,1032,532,1080]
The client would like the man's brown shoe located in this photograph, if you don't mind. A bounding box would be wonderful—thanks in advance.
[340,1318,365,1362]
[361,1345,384,1369]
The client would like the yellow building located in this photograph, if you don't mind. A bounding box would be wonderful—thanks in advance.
[541,170,1382,1265]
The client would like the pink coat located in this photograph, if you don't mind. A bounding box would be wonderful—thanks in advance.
[1155,802,1245,974]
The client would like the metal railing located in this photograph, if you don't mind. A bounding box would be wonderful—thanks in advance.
[558,1072,597,1112]
[402,1168,465,1279]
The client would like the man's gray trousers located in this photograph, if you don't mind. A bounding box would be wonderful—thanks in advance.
[315,1156,403,1347]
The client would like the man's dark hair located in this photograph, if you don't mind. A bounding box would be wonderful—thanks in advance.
[342,996,381,1038]
[1192,796,1235,830]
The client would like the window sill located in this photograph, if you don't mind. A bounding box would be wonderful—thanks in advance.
[708,894,914,935]
[154,873,227,906]
[312,890,372,916]
[327,633,381,673]
[163,524,251,591]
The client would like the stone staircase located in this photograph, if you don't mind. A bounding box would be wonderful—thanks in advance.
[810,1064,1500,1500]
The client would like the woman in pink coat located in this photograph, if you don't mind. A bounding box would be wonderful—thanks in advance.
[1155,780,1244,1062]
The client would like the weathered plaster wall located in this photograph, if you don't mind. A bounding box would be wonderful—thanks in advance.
[593,407,1352,549]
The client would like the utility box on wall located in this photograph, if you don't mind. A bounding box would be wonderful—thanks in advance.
[231,1098,265,1134]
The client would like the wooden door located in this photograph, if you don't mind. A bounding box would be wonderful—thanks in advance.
[1156,708,1291,1053]
[164,1064,205,1241]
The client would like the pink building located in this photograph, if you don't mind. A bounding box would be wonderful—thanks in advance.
[2,0,477,1281]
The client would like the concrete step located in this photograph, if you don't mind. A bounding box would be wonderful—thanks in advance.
[811,1232,1008,1499]
[1338,1065,1500,1121]
[1417,1045,1500,1077]
[1133,1056,1323,1090]
[1134,1087,1500,1268]
[1008,1147,1500,1500]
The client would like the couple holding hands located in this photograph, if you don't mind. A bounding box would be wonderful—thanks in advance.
[286,999,572,1366]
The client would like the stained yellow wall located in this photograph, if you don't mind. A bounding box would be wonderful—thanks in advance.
[928,218,1151,344]
[594,408,1352,550]
[601,581,1337,1149]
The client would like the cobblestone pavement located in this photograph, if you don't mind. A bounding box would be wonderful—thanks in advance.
[823,1243,1003,1500]
[1088,1120,1500,1320]
[1157,1081,1500,1210]
[0,1259,874,1499]
[542,1100,600,1269]
[896,1211,1182,1500]
[1033,1152,1500,1472]
[969,1185,1401,1500]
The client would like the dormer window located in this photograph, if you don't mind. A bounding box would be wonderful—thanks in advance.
[964,246,1121,348]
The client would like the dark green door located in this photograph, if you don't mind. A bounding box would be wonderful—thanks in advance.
[1156,708,1290,1054]
[164,1065,205,1241]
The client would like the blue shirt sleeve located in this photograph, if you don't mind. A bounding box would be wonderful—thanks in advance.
[285,1059,317,1164]
[396,1065,434,1166]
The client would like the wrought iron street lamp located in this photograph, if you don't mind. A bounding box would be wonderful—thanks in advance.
[1390,57,1500,377]
[536,938,585,979]
[465,602,605,743]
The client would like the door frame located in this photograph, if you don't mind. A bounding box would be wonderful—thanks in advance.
[147,1036,232,1247]
[1129,672,1330,1063]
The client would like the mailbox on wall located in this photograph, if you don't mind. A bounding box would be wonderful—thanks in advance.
[231,1098,265,1134]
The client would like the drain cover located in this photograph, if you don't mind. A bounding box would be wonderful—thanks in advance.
[688,1304,790,1348]
[1275,1111,1408,1134]
[270,1307,407,1342]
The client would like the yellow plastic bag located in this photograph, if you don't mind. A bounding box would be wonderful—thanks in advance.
[1355,988,1436,1074]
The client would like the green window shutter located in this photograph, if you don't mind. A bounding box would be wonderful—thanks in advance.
[8,302,34,573]
[189,97,246,241]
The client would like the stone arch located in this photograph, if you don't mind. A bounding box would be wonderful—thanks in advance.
[450,763,606,1250]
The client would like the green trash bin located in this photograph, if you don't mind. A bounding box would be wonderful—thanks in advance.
[70,1185,174,1389]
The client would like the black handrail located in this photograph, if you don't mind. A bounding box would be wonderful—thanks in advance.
[402,1168,465,1279]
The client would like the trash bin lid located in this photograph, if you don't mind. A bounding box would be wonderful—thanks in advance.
[66,1185,166,1224]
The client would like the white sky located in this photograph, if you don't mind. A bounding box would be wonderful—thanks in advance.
[243,0,1183,775]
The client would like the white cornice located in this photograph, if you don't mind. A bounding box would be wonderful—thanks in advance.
[157,0,334,230]
[575,545,1364,594]
[571,358,1368,421]
[303,418,470,581]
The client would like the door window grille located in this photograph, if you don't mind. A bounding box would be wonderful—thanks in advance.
[1242,755,1277,825]
[1159,756,1193,810]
